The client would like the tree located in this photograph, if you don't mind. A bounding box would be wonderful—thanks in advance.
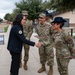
[4,13,13,21]
[48,0,75,12]
[41,0,51,10]
[12,0,46,20]
[0,18,3,22]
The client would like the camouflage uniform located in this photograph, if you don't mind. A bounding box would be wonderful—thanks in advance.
[21,10,33,62]
[37,22,54,66]
[46,18,53,24]
[53,29,74,75]
[23,19,33,61]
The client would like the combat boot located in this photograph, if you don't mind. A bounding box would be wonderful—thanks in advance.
[38,64,46,73]
[19,60,22,68]
[48,66,53,75]
[23,61,28,70]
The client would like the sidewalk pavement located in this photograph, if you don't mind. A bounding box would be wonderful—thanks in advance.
[0,25,75,75]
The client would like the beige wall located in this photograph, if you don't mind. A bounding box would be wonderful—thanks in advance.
[54,11,75,24]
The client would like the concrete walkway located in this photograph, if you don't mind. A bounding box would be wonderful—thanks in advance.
[0,25,75,75]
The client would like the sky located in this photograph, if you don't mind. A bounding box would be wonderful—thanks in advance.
[0,0,20,19]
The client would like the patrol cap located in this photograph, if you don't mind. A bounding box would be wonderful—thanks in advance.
[51,17,66,23]
[22,10,28,16]
[42,10,53,17]
[42,10,48,15]
[39,13,46,18]
[46,13,53,17]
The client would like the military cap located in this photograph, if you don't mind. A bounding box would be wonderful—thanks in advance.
[42,10,48,15]
[46,13,53,17]
[42,10,53,17]
[22,10,28,15]
[39,13,46,18]
[51,17,66,23]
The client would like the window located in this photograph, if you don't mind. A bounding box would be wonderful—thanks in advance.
[64,18,69,27]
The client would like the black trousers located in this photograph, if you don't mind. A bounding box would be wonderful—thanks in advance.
[10,51,21,75]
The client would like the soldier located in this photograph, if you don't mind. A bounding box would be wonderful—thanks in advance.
[51,17,75,75]
[36,13,54,75]
[42,10,53,24]
[20,10,33,70]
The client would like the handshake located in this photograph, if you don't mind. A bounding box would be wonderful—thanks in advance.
[35,42,41,48]
[68,55,75,59]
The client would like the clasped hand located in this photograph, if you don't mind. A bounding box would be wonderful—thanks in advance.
[35,42,41,48]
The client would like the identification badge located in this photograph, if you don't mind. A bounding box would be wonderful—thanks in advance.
[19,30,22,34]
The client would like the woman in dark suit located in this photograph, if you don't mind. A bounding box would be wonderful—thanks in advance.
[7,14,41,75]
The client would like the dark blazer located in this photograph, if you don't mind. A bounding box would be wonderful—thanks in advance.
[7,24,35,53]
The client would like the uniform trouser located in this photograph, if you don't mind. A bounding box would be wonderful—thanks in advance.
[20,44,30,62]
[23,44,30,61]
[56,57,70,75]
[39,45,54,66]
[10,51,20,75]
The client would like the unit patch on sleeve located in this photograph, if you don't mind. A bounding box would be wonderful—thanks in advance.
[19,30,22,34]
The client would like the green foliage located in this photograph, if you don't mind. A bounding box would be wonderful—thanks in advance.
[4,0,49,21]
[4,13,13,21]
[49,0,75,12]
[4,26,8,32]
[4,0,75,21]
[12,0,45,20]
